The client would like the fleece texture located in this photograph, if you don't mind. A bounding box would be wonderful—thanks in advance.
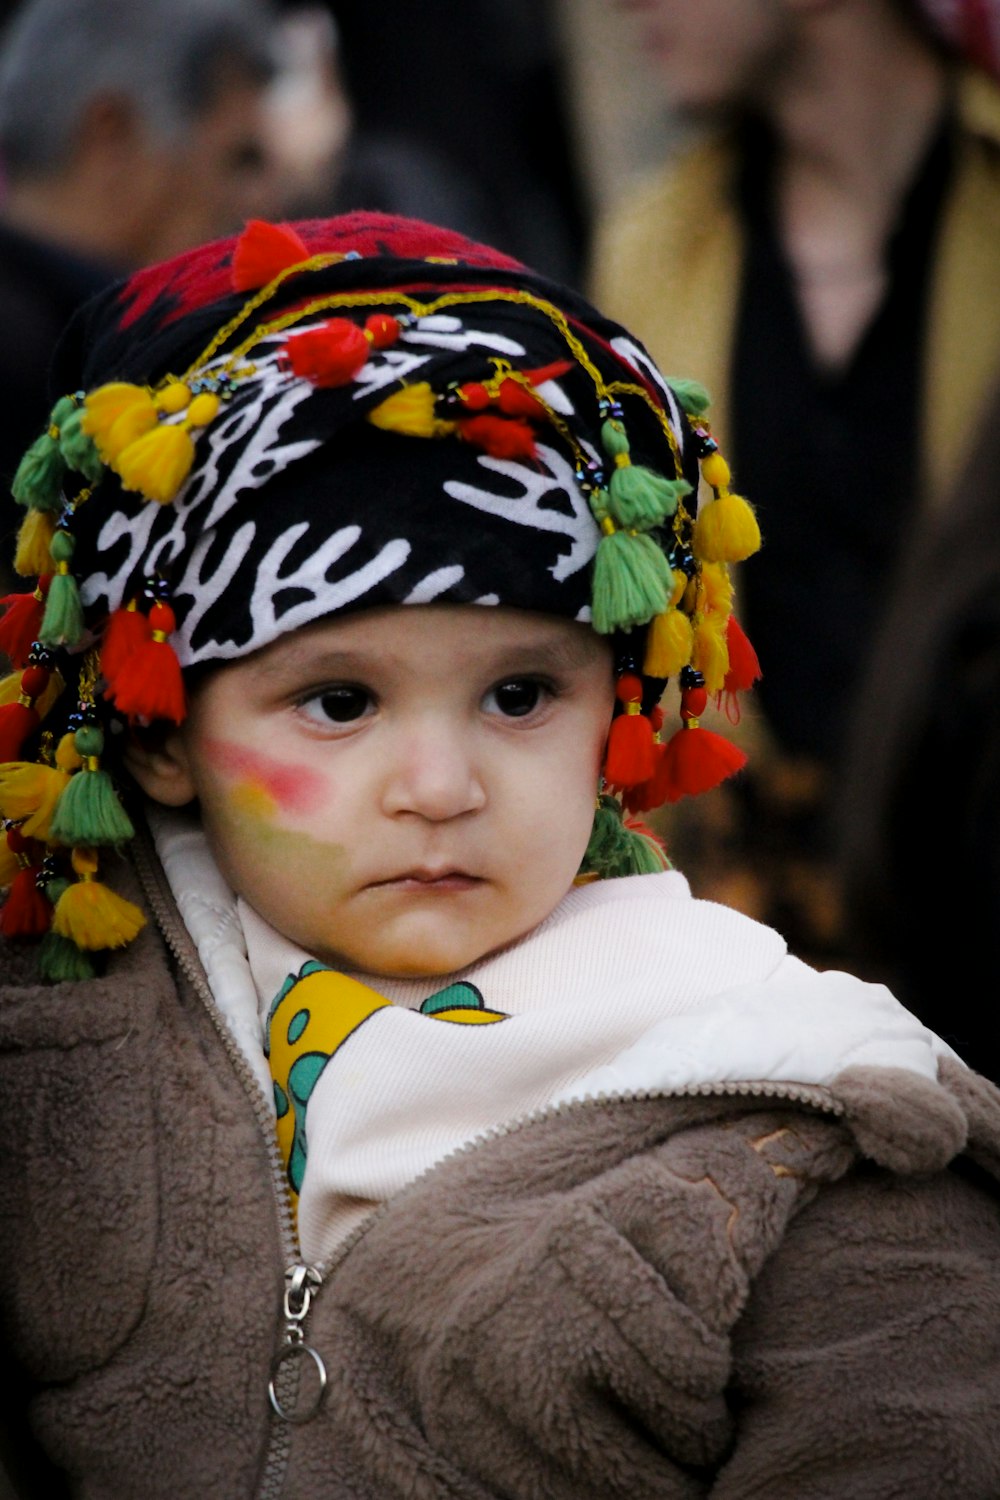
[1,851,1000,1498]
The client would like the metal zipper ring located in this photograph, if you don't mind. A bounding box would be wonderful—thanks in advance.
[268,1342,328,1424]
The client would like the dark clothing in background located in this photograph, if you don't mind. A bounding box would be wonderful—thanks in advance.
[732,114,953,765]
[319,0,589,288]
[0,220,117,578]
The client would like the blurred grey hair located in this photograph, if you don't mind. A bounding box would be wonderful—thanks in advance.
[0,0,277,179]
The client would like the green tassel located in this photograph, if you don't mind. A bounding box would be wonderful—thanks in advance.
[578,794,671,879]
[58,405,104,483]
[617,823,670,876]
[48,725,134,846]
[38,927,96,982]
[668,377,711,416]
[601,418,689,530]
[609,467,689,530]
[12,432,67,512]
[39,531,84,647]
[591,527,672,634]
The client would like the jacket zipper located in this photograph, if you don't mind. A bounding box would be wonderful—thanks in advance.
[132,828,847,1494]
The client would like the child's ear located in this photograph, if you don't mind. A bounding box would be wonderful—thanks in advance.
[123,726,198,808]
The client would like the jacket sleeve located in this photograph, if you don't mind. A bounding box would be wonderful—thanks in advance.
[712,1158,1000,1500]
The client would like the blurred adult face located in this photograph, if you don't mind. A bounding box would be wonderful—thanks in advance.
[613,0,797,118]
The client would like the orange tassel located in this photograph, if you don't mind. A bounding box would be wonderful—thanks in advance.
[0,581,47,668]
[457,414,537,460]
[106,601,186,724]
[603,675,656,788]
[100,599,151,685]
[231,219,310,292]
[284,318,371,387]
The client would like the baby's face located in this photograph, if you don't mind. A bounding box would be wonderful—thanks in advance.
[140,605,615,977]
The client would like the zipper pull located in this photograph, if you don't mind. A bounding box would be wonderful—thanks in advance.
[268,1262,328,1424]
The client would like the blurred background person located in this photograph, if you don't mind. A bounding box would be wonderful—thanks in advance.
[0,0,284,580]
[589,0,1000,1003]
[315,0,590,288]
[836,374,1000,1082]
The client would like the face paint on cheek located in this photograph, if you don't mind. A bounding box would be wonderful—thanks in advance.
[202,737,330,816]
[212,786,351,894]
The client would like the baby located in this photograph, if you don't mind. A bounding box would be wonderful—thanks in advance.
[1,213,999,1499]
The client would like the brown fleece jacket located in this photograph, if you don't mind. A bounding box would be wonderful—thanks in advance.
[1,851,1000,1499]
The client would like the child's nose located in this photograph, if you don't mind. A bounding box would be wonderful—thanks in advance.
[380,730,487,822]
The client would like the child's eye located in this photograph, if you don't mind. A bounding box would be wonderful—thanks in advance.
[298,685,372,726]
[483,677,549,718]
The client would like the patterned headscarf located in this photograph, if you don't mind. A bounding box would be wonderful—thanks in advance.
[0,212,762,977]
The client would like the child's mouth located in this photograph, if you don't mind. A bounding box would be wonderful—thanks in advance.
[374,869,483,892]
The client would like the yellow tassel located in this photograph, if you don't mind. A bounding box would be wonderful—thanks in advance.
[692,614,730,693]
[52,847,145,950]
[367,383,457,440]
[698,561,733,615]
[693,491,761,563]
[15,509,57,577]
[116,424,196,504]
[155,381,192,416]
[82,383,158,462]
[643,606,694,677]
[0,759,70,839]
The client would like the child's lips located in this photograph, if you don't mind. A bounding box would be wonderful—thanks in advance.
[370,867,484,893]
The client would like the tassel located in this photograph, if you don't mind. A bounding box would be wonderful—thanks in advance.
[51,848,145,950]
[11,430,67,512]
[48,724,134,847]
[0,747,75,840]
[457,414,537,459]
[698,561,733,615]
[284,317,371,386]
[643,606,694,678]
[115,422,196,505]
[619,815,670,875]
[578,793,668,879]
[495,378,543,418]
[722,615,762,694]
[0,862,50,938]
[693,490,761,564]
[0,581,47,668]
[100,599,151,685]
[602,418,688,530]
[692,615,730,694]
[231,218,310,292]
[0,660,50,759]
[657,723,747,801]
[368,384,456,440]
[0,829,21,887]
[603,675,656,788]
[107,601,186,723]
[82,383,158,463]
[57,404,104,482]
[669,377,712,416]
[15,509,56,578]
[37,928,96,982]
[38,530,84,647]
[590,522,672,635]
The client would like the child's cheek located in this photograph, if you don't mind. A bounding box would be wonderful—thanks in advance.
[202,737,330,820]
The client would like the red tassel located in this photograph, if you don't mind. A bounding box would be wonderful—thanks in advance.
[100,600,151,687]
[457,414,537,460]
[0,579,47,668]
[604,674,656,788]
[657,723,747,803]
[107,602,186,724]
[496,378,544,418]
[722,616,761,693]
[283,318,371,387]
[364,313,401,349]
[0,862,50,937]
[231,219,310,292]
